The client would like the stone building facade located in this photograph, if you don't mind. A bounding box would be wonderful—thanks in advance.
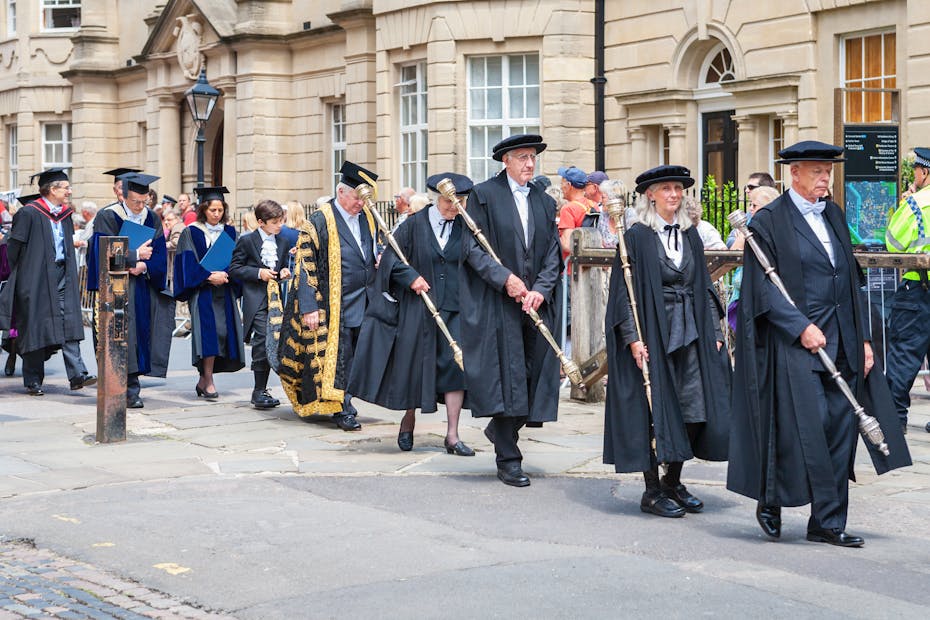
[0,0,922,214]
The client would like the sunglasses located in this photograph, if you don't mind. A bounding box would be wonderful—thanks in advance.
[745,184,759,192]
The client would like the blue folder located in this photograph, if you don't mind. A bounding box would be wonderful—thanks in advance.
[118,219,156,251]
[199,231,235,272]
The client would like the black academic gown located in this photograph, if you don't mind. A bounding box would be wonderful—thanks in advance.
[173,224,245,374]
[727,194,911,507]
[86,205,170,377]
[349,207,465,412]
[461,171,563,423]
[228,229,291,340]
[0,200,83,355]
[603,224,731,473]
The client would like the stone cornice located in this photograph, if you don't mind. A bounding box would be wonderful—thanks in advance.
[60,64,147,81]
[613,89,694,107]
[719,75,801,95]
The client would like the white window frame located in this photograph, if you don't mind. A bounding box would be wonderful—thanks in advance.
[41,0,80,32]
[7,124,17,189]
[467,53,540,181]
[397,62,428,191]
[41,122,72,179]
[6,0,16,37]
[840,29,896,124]
[331,103,346,193]
[769,116,784,190]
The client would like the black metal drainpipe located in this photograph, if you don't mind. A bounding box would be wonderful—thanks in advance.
[591,0,606,172]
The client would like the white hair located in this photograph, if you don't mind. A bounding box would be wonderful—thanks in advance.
[635,183,692,232]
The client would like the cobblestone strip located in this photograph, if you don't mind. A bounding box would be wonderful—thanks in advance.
[0,539,236,620]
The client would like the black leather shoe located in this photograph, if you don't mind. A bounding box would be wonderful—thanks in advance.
[333,413,361,431]
[925,421,930,433]
[25,383,44,396]
[397,431,414,451]
[4,355,15,376]
[756,504,781,539]
[662,480,704,513]
[251,389,279,409]
[195,385,219,400]
[445,440,475,456]
[70,374,97,390]
[497,464,530,487]
[127,397,144,409]
[640,491,686,518]
[806,527,864,547]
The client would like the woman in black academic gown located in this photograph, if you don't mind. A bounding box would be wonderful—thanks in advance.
[603,165,730,518]
[174,186,245,399]
[349,173,474,456]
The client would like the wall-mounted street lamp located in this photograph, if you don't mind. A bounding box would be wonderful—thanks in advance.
[184,68,220,188]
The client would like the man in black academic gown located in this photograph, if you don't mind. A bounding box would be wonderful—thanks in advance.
[278,161,378,431]
[728,141,910,547]
[87,172,170,408]
[0,168,96,395]
[461,134,563,487]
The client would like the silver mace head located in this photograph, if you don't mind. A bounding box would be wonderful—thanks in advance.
[604,197,625,223]
[728,209,748,230]
[356,183,373,203]
[436,178,457,201]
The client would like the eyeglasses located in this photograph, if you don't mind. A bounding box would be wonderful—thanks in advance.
[745,184,759,192]
[511,153,538,163]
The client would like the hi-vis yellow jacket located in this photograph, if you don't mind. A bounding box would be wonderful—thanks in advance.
[886,185,930,281]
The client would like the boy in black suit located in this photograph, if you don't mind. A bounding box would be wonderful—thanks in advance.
[229,200,292,408]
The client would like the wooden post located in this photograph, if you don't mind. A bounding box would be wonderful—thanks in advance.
[569,228,612,402]
[96,236,129,443]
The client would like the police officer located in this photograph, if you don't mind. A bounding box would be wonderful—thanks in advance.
[885,147,930,434]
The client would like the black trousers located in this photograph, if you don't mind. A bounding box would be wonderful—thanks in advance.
[488,415,527,466]
[250,307,269,372]
[341,324,361,415]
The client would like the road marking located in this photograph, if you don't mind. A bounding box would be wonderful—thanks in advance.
[51,514,80,523]
[153,562,191,575]
[91,542,115,547]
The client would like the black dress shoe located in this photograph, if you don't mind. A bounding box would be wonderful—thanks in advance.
[397,430,414,451]
[756,504,781,539]
[70,374,97,390]
[661,480,704,513]
[925,421,930,433]
[25,383,44,396]
[806,527,864,547]
[640,491,686,518]
[127,397,144,409]
[497,464,530,487]
[445,440,475,456]
[333,413,361,431]
[251,389,280,409]
[195,385,219,400]
[4,355,15,376]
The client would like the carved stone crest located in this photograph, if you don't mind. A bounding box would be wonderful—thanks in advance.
[173,15,203,80]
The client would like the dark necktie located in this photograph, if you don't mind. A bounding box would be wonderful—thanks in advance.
[440,219,454,239]
[663,224,680,250]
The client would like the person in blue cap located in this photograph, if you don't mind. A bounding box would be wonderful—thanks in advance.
[277,160,379,431]
[0,168,96,395]
[460,133,563,487]
[884,146,930,434]
[86,171,170,408]
[728,140,910,547]
[348,172,475,456]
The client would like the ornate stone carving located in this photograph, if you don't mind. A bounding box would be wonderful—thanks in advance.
[173,15,203,80]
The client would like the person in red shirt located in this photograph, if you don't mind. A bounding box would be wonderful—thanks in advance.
[556,166,590,259]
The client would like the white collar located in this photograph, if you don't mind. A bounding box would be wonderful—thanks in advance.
[258,228,275,243]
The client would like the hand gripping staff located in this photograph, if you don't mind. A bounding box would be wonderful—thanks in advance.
[436,177,583,386]
[355,182,464,371]
[604,197,653,413]
[727,209,889,456]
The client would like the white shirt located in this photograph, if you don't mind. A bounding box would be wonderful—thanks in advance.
[334,199,365,256]
[258,228,278,270]
[788,187,834,266]
[506,174,530,246]
[428,205,455,250]
[654,214,683,268]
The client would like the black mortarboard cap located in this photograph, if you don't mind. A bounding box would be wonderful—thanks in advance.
[118,172,160,195]
[161,194,177,205]
[634,165,695,194]
[339,160,379,188]
[426,172,474,195]
[30,168,68,187]
[775,140,845,164]
[103,168,141,178]
[491,134,547,162]
[16,193,40,206]
[914,147,930,169]
[193,186,229,204]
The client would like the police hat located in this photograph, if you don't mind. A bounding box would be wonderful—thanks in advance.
[775,140,845,164]
[634,165,694,195]
[491,134,547,162]
[161,194,178,205]
[913,147,930,169]
[118,172,160,195]
[427,172,474,195]
[193,186,229,205]
[30,168,68,187]
[340,161,379,188]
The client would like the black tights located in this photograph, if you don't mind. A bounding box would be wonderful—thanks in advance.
[642,423,701,492]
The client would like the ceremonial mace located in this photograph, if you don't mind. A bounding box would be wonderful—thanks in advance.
[436,177,583,386]
[605,197,653,412]
[727,210,889,456]
[356,182,464,371]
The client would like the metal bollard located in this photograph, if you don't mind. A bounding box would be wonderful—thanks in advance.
[96,236,129,443]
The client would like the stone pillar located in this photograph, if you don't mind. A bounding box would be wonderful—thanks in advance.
[628,126,647,176]
[667,124,687,166]
[781,112,799,146]
[330,9,377,170]
[733,114,758,186]
[157,95,181,196]
[427,16,457,175]
[214,80,238,208]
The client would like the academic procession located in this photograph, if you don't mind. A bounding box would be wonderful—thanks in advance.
[0,1,926,554]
